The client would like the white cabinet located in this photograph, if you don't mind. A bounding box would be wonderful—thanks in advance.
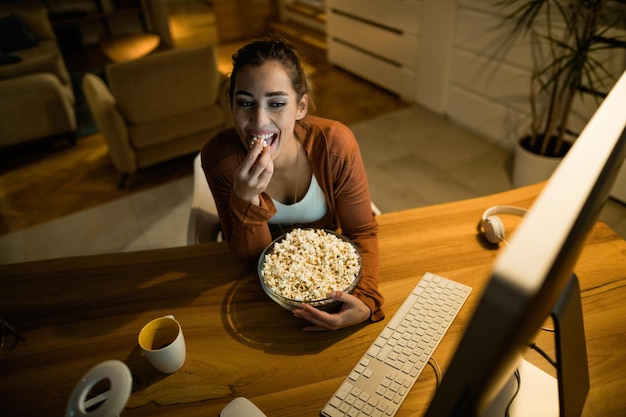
[326,0,421,101]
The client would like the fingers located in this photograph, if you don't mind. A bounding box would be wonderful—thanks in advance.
[233,141,273,202]
[244,136,268,166]
[292,292,370,331]
[293,304,341,331]
[244,140,273,179]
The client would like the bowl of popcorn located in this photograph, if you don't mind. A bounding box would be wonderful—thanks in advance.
[257,228,362,312]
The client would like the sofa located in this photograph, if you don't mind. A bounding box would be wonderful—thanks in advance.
[0,5,76,149]
[82,44,232,188]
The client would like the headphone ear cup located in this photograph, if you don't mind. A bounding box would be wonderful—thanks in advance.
[482,215,505,244]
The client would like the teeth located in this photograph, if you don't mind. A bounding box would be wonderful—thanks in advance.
[250,133,272,148]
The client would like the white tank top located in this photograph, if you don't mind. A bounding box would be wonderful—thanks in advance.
[269,174,328,225]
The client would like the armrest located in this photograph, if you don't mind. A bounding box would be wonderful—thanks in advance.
[0,73,75,146]
[82,73,138,174]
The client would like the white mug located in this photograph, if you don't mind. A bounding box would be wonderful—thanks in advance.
[138,315,186,374]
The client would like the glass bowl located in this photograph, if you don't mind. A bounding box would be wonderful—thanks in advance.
[257,229,362,312]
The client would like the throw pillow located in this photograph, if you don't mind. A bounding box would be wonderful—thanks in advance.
[0,14,39,53]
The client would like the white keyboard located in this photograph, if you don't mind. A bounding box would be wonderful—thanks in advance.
[320,272,472,417]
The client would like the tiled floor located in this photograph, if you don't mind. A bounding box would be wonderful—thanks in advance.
[0,104,624,265]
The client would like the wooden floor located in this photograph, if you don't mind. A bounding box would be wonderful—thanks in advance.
[0,8,407,236]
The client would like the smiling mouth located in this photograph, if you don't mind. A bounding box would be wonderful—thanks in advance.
[249,133,276,149]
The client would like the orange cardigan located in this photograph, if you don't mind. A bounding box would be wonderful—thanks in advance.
[201,115,385,322]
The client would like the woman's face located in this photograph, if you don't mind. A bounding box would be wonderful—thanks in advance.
[231,61,308,162]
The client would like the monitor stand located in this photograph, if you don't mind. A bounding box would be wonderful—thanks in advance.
[481,274,589,417]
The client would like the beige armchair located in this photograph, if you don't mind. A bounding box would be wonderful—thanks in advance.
[82,45,231,188]
[0,5,76,149]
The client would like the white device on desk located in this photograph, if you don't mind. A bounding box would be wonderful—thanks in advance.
[479,205,527,245]
[220,397,267,417]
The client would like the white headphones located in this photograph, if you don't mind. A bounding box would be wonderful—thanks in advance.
[480,205,527,245]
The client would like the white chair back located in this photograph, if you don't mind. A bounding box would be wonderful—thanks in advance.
[187,153,222,244]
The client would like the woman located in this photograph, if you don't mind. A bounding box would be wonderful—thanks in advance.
[201,36,384,331]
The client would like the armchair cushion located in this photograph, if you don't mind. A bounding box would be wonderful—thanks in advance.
[127,106,226,149]
[106,45,222,125]
[0,13,38,52]
[0,73,76,147]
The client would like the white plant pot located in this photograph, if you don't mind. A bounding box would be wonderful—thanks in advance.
[513,139,626,202]
[512,140,564,188]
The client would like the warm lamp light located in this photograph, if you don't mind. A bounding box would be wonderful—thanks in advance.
[100,33,161,62]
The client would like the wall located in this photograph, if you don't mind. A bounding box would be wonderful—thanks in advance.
[421,0,625,200]
[418,0,625,151]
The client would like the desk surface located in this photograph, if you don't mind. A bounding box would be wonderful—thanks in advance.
[1,182,625,417]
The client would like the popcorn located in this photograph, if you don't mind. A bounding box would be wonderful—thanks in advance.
[261,229,361,302]
[249,134,270,149]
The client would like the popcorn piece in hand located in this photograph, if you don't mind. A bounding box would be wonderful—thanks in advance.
[249,136,269,149]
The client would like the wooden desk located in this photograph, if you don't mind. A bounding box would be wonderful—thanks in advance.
[1,183,625,417]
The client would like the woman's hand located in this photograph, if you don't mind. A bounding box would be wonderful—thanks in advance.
[292,291,371,331]
[233,139,274,205]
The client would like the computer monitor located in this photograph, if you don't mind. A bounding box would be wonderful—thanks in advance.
[424,69,626,417]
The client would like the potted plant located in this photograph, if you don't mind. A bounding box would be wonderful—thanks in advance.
[496,0,626,187]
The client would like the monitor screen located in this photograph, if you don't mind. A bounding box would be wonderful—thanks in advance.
[424,69,626,417]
